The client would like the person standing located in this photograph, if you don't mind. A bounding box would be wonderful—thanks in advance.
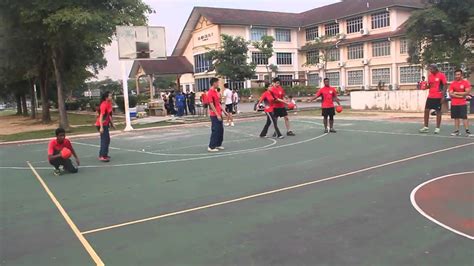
[448,69,472,136]
[200,89,209,116]
[187,89,196,115]
[223,83,235,126]
[183,89,189,116]
[419,64,447,134]
[207,78,228,152]
[418,76,428,90]
[271,77,295,136]
[95,91,114,162]
[175,91,185,117]
[168,91,176,115]
[309,78,341,133]
[257,82,284,139]
[48,128,80,175]
[232,88,239,114]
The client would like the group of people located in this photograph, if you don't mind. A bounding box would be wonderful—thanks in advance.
[162,90,196,117]
[200,83,240,126]
[47,65,471,175]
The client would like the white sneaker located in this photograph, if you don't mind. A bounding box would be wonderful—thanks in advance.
[225,123,230,126]
[230,122,235,127]
[419,127,429,133]
[216,146,225,150]
[208,147,219,152]
[434,128,440,134]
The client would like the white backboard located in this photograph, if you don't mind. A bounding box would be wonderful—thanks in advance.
[116,26,167,60]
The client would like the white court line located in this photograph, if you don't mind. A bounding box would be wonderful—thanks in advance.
[27,162,104,265]
[410,171,474,240]
[81,142,474,235]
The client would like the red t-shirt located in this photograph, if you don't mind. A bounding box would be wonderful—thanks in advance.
[428,72,447,99]
[95,101,113,126]
[316,86,338,108]
[259,91,275,113]
[201,93,209,104]
[207,88,222,116]
[449,80,471,106]
[48,138,73,160]
[419,81,428,90]
[271,85,286,108]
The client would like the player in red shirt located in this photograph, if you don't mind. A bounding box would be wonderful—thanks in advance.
[95,91,115,162]
[48,128,79,176]
[257,82,284,139]
[448,69,472,136]
[418,76,428,90]
[271,77,295,136]
[200,89,209,116]
[207,78,229,152]
[309,78,341,133]
[419,64,447,134]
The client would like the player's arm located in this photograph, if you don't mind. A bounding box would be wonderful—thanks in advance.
[47,143,61,160]
[454,86,471,97]
[69,144,80,166]
[334,95,341,106]
[308,92,321,102]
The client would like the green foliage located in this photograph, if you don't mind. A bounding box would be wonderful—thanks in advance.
[115,95,138,113]
[406,0,473,71]
[153,76,177,90]
[301,35,338,74]
[246,86,318,98]
[207,34,256,81]
[252,35,277,82]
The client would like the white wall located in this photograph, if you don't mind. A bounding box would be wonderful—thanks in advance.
[351,90,429,111]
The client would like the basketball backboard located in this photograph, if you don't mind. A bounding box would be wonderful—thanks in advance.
[116,26,167,60]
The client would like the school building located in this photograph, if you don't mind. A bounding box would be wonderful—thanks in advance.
[168,0,456,92]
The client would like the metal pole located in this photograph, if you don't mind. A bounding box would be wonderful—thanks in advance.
[121,61,133,131]
[33,84,39,110]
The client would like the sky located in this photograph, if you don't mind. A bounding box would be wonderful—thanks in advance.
[96,0,340,81]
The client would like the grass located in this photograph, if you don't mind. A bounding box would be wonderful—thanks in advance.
[0,109,16,116]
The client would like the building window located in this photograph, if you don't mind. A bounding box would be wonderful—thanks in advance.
[372,68,391,85]
[194,53,212,73]
[325,22,339,36]
[277,75,293,87]
[276,53,292,65]
[306,50,320,65]
[326,72,340,87]
[371,11,390,29]
[251,27,268,41]
[306,26,319,41]
[308,73,320,86]
[327,48,340,61]
[185,85,190,91]
[372,40,391,57]
[347,44,364,60]
[399,66,421,84]
[347,70,364,86]
[195,78,211,91]
[275,29,291,42]
[439,63,456,82]
[252,52,269,65]
[400,38,408,54]
[347,16,363,34]
[225,79,246,90]
[251,75,259,80]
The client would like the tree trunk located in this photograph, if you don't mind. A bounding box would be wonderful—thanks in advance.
[51,46,70,130]
[21,93,28,116]
[39,67,51,123]
[30,79,36,119]
[16,94,22,115]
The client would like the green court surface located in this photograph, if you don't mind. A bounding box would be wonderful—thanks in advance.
[1,117,473,266]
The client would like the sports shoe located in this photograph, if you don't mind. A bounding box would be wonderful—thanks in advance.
[99,156,110,162]
[53,169,62,176]
[259,135,267,138]
[272,132,277,137]
[216,146,225,150]
[207,147,219,152]
[225,123,230,127]
[329,128,337,133]
[287,131,295,136]
[230,122,235,127]
[419,127,429,133]
[434,128,440,134]
[450,130,460,136]
[466,129,472,137]
[277,135,285,139]
[431,111,437,116]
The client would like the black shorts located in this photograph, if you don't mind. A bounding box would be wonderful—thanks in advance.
[274,107,288,118]
[322,107,335,118]
[425,98,442,111]
[451,105,468,119]
[225,104,234,113]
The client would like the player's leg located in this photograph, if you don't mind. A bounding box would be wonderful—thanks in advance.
[271,112,283,138]
[329,109,336,133]
[260,112,272,137]
[63,158,78,173]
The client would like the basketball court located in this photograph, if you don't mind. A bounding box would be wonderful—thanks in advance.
[1,116,473,265]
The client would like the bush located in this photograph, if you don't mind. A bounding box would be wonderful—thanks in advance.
[115,95,138,113]
[88,99,101,112]
[65,101,80,111]
[136,94,149,104]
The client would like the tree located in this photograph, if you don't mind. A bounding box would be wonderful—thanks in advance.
[153,76,177,91]
[301,35,339,76]
[406,0,474,72]
[252,36,277,82]
[207,34,256,85]
[4,0,153,129]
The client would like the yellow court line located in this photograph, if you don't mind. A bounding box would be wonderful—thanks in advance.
[27,162,104,266]
[81,142,474,235]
